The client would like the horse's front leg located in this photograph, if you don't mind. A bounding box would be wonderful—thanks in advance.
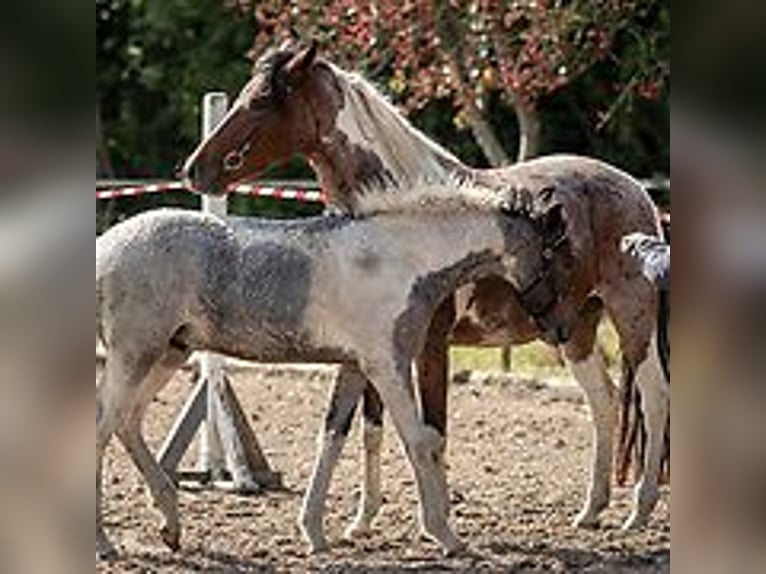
[414,296,455,519]
[299,362,366,553]
[562,298,617,528]
[344,384,384,540]
[346,296,455,540]
[362,357,461,556]
[605,282,669,530]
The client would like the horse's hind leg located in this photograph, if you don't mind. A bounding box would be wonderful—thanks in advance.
[97,351,154,560]
[623,331,667,530]
[97,377,121,560]
[605,284,669,530]
[344,384,384,540]
[116,349,189,551]
[362,358,460,555]
[299,362,366,553]
[562,297,617,528]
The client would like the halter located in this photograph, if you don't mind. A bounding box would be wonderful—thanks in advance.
[222,140,251,173]
[220,82,322,177]
[515,222,571,343]
[219,100,271,175]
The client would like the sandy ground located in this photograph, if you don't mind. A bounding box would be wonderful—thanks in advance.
[98,364,669,573]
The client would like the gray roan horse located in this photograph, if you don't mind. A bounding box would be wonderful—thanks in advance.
[181,40,669,542]
[97,182,571,557]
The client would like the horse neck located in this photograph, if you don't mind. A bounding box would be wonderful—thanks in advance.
[308,69,470,212]
[366,207,511,281]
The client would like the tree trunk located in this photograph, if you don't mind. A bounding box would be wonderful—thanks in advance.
[514,100,541,161]
[463,102,510,168]
[433,4,510,169]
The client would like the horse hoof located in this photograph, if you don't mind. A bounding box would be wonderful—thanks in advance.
[299,516,328,554]
[160,526,181,552]
[343,521,371,541]
[308,540,329,555]
[303,533,328,555]
[442,538,466,558]
[573,513,600,529]
[621,512,648,532]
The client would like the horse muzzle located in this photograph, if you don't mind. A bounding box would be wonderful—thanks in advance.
[179,162,228,197]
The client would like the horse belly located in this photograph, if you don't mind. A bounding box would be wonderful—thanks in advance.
[450,279,539,346]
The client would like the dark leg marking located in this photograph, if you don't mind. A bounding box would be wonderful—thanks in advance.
[362,384,384,428]
[616,363,638,486]
[325,391,359,436]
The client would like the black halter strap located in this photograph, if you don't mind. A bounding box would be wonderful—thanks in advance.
[511,193,572,343]
[516,233,568,333]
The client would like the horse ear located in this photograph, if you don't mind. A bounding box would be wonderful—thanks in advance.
[283,40,318,86]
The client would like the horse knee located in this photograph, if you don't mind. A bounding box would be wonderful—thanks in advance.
[407,425,445,464]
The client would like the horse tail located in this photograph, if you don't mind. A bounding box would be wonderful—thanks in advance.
[614,296,670,488]
[614,293,670,486]
[615,362,639,486]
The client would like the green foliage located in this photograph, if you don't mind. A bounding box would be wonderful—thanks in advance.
[97,0,254,178]
[97,0,669,223]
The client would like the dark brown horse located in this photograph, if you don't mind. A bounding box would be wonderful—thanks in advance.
[181,42,668,539]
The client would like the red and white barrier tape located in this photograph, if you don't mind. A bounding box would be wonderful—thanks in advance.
[96,181,186,200]
[229,183,324,202]
[96,181,325,203]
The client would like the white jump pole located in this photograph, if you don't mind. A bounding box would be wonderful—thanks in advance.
[197,92,229,480]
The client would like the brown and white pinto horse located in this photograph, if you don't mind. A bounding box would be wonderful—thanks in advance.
[181,42,668,541]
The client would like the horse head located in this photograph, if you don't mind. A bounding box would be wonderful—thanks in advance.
[181,40,343,195]
[500,187,583,346]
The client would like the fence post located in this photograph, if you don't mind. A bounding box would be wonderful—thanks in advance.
[197,92,229,480]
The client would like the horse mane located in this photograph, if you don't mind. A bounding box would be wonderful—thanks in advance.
[352,176,502,218]
[325,62,466,188]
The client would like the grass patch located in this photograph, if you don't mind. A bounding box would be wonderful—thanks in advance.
[449,319,622,383]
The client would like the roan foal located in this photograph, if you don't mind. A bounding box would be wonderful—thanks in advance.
[96,183,570,558]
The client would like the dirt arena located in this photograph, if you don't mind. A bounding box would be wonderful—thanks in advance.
[98,363,669,573]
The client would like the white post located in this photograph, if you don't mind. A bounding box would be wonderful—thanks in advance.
[200,92,229,218]
[198,92,229,480]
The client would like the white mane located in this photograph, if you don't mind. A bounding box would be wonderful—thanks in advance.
[328,63,465,188]
[353,176,501,217]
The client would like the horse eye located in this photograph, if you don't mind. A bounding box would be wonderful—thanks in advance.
[249,84,289,111]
